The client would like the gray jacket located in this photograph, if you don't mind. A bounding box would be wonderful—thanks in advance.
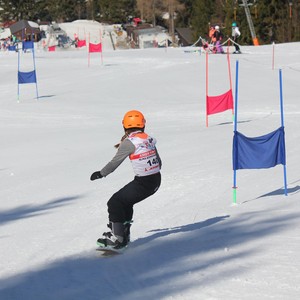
[100,138,162,177]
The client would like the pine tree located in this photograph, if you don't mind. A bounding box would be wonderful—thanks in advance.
[97,0,136,24]
[0,0,36,22]
[190,0,214,41]
[176,0,193,27]
[0,0,298,44]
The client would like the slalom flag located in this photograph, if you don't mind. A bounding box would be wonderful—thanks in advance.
[206,89,233,115]
[88,31,103,67]
[22,41,34,50]
[205,50,234,126]
[89,42,102,53]
[77,40,86,47]
[48,45,56,52]
[8,45,17,51]
[17,41,39,100]
[18,70,37,84]
[233,126,286,170]
[232,63,288,203]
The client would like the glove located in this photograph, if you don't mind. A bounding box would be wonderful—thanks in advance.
[90,171,103,181]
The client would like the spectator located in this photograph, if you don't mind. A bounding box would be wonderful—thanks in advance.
[232,22,241,54]
[213,25,224,54]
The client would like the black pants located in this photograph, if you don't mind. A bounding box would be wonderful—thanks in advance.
[234,37,240,52]
[107,172,161,223]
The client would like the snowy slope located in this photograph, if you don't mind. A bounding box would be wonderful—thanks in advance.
[0,41,300,300]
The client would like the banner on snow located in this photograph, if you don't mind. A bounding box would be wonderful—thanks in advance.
[89,43,102,53]
[18,70,37,84]
[206,89,233,115]
[232,126,286,170]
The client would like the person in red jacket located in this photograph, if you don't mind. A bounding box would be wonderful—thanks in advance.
[209,26,216,44]
[90,110,162,250]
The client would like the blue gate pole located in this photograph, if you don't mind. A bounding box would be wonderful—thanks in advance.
[279,69,288,196]
[233,60,239,204]
[32,44,39,99]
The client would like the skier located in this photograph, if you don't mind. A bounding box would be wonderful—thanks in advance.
[212,25,224,54]
[90,110,162,250]
[231,22,241,54]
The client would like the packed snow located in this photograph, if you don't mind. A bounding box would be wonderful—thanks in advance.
[1,37,300,300]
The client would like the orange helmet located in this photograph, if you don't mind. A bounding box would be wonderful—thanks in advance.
[122,110,146,129]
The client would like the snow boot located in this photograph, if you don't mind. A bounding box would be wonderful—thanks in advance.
[102,222,112,237]
[97,222,127,249]
[101,221,132,244]
[124,220,133,244]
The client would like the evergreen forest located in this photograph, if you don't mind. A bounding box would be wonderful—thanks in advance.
[0,0,299,45]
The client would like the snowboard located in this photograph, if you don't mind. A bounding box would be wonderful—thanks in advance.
[96,246,126,256]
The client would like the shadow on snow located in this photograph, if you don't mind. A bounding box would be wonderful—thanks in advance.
[0,209,299,300]
[0,195,83,225]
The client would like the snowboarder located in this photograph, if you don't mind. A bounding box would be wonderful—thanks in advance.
[90,110,162,250]
[231,22,241,54]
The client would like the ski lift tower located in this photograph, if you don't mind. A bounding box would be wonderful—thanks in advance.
[240,0,259,45]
